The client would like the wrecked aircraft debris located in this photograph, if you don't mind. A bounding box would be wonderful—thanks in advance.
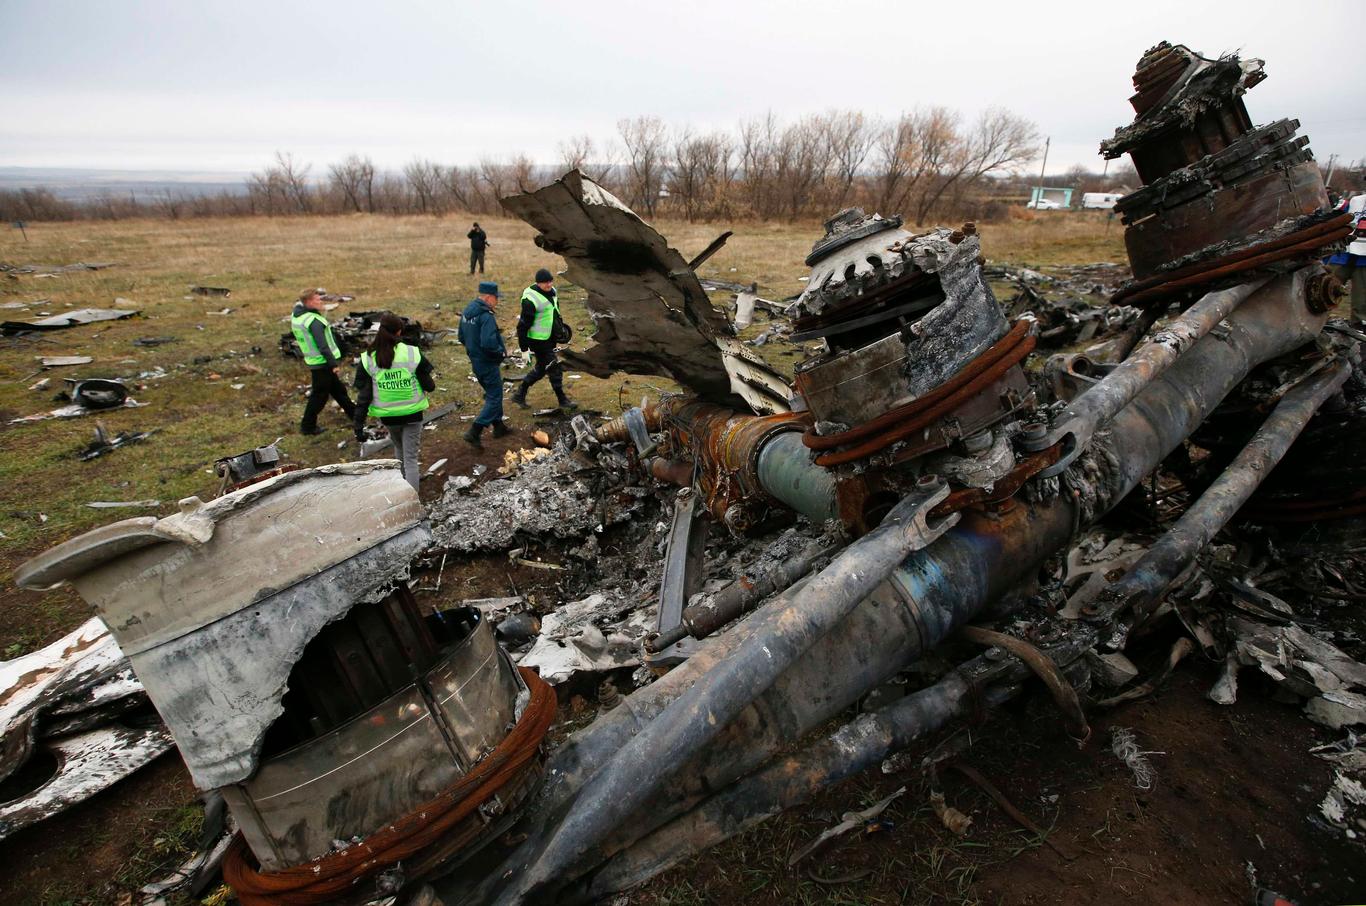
[13,38,1366,906]
[2,307,140,335]
[501,170,791,415]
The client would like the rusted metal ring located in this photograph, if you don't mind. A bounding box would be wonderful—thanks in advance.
[1110,212,1352,308]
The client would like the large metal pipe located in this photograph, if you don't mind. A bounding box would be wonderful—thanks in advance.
[1089,356,1351,626]
[574,661,1023,901]
[454,270,1324,904]
[1044,277,1269,474]
[496,478,958,902]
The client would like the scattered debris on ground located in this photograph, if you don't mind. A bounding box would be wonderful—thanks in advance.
[2,307,139,335]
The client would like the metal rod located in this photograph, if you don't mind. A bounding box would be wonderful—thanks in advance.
[646,536,829,652]
[1043,277,1270,475]
[1089,357,1351,626]
[573,635,1101,903]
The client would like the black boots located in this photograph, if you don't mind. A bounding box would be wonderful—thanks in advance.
[511,383,530,409]
[557,395,579,411]
[491,420,511,438]
[463,423,484,449]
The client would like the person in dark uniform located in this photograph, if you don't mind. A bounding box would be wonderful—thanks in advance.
[511,268,576,410]
[290,287,356,435]
[458,281,511,449]
[467,222,488,274]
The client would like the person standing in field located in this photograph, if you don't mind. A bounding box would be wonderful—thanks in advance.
[1328,182,1366,319]
[353,313,435,492]
[290,287,356,435]
[468,221,488,274]
[512,267,577,410]
[458,281,511,449]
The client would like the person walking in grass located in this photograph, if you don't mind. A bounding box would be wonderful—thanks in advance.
[511,267,577,411]
[468,222,488,274]
[353,313,435,492]
[290,287,356,435]
[458,281,511,450]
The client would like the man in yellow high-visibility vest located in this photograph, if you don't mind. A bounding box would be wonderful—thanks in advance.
[290,288,356,435]
[511,268,576,411]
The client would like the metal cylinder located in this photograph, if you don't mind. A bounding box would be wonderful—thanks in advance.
[754,430,838,523]
[1090,358,1351,625]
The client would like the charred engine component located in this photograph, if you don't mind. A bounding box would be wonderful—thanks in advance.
[1104,42,1350,300]
[16,462,552,902]
[64,377,129,410]
[791,211,1036,533]
[649,400,831,533]
[213,442,287,488]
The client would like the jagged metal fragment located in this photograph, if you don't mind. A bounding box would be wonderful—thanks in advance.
[500,171,790,414]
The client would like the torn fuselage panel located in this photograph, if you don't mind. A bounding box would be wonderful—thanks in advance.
[500,170,790,414]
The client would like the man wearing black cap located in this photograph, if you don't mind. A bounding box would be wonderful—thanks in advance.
[511,267,576,410]
[467,222,488,274]
[458,281,510,449]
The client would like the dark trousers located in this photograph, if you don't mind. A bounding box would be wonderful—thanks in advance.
[518,340,565,401]
[471,358,504,426]
[302,366,355,429]
[1331,263,1366,319]
[469,248,485,274]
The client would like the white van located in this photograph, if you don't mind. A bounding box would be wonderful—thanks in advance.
[1082,192,1123,210]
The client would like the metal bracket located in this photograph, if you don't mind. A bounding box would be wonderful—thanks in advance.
[623,406,657,457]
[649,490,710,666]
[883,475,960,552]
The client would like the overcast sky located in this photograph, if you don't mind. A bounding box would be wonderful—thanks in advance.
[1,0,1360,177]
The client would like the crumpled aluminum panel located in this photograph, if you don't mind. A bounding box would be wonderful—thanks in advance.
[501,171,790,414]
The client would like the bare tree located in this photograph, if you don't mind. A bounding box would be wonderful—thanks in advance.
[404,159,443,214]
[329,155,375,213]
[738,114,779,218]
[618,116,669,217]
[773,116,830,218]
[822,110,874,208]
[274,152,314,213]
[913,108,1039,222]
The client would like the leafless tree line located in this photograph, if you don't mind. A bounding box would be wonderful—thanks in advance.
[1,106,1191,226]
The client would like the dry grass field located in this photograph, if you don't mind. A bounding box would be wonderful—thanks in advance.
[0,208,1140,904]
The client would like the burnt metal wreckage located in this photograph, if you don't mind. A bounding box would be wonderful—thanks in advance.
[9,39,1366,904]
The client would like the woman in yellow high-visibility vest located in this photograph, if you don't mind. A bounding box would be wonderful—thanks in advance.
[353,313,436,492]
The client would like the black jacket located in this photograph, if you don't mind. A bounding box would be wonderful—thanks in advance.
[292,301,341,368]
[352,353,437,438]
[516,285,557,350]
[467,227,487,251]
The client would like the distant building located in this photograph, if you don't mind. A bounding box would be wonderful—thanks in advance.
[1027,186,1074,210]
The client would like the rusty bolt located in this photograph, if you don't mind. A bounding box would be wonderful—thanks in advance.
[962,222,977,236]
[1305,272,1345,315]
[917,473,942,488]
[949,230,966,244]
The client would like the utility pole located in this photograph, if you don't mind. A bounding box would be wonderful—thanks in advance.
[1324,153,1338,188]
[1033,136,1050,208]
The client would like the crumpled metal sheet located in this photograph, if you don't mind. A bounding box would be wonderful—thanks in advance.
[0,723,173,841]
[2,307,139,335]
[0,617,134,783]
[500,171,789,414]
[518,593,653,685]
